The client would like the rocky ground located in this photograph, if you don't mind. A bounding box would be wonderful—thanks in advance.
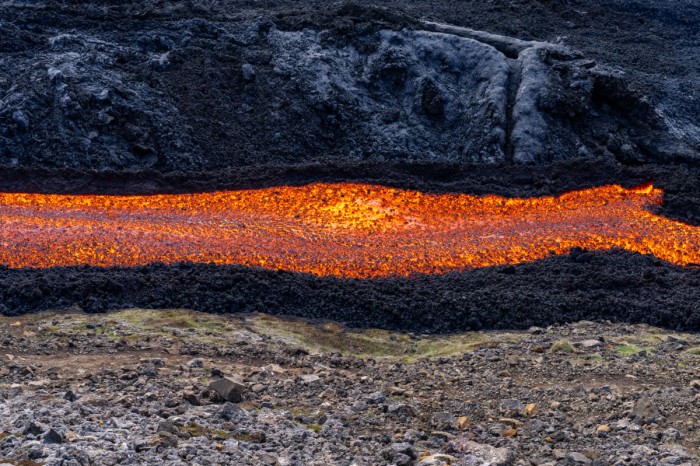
[1,310,699,465]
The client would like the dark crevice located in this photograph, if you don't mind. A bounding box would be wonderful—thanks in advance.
[504,58,522,164]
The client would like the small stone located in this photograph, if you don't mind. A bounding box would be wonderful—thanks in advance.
[366,391,386,404]
[28,446,45,460]
[596,424,610,433]
[188,358,204,368]
[417,454,457,466]
[251,383,266,393]
[158,432,179,448]
[430,431,454,441]
[218,402,244,420]
[210,375,246,403]
[550,401,561,410]
[301,374,321,385]
[499,418,523,428]
[92,88,110,102]
[242,63,256,82]
[578,339,601,348]
[12,110,29,132]
[664,427,682,441]
[43,428,64,444]
[23,422,45,437]
[157,421,179,435]
[524,403,538,417]
[140,363,158,377]
[134,439,151,452]
[614,418,630,430]
[382,442,417,466]
[432,412,457,430]
[566,452,591,463]
[351,400,369,412]
[689,379,700,390]
[388,403,417,417]
[631,397,661,425]
[182,391,201,406]
[457,416,470,430]
[499,399,524,417]
[500,428,517,437]
[459,441,515,466]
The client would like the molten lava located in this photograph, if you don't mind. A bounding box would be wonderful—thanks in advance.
[0,183,698,278]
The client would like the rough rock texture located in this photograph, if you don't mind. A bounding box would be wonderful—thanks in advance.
[1,250,699,333]
[1,311,699,465]
[0,2,697,171]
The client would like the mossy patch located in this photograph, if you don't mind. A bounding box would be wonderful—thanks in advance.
[180,421,229,440]
[247,313,521,361]
[549,339,575,354]
[616,344,652,357]
[234,431,266,443]
[308,424,322,433]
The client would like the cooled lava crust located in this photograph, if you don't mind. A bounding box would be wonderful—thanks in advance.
[1,1,699,331]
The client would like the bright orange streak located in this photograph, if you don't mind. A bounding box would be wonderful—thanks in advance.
[0,183,698,278]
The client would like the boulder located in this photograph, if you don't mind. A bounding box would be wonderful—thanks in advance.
[210,375,246,403]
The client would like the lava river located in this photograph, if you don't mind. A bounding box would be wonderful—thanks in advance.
[0,183,698,278]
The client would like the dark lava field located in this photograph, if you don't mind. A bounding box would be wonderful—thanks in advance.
[0,0,699,331]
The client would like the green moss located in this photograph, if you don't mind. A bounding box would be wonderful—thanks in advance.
[308,424,322,433]
[289,408,314,417]
[550,339,576,354]
[616,344,652,357]
[1,308,524,361]
[180,422,229,440]
[684,347,700,356]
[234,432,265,443]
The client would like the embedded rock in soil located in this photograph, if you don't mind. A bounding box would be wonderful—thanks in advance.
[209,376,246,403]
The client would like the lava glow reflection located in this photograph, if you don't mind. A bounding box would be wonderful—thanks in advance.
[0,183,698,278]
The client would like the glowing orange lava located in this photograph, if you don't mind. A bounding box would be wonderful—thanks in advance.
[0,183,698,278]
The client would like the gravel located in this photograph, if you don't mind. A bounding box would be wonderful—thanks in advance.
[1,310,699,465]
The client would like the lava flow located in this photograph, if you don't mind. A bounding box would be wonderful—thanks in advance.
[0,183,698,278]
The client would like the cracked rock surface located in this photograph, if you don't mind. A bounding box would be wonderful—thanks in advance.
[0,2,697,170]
